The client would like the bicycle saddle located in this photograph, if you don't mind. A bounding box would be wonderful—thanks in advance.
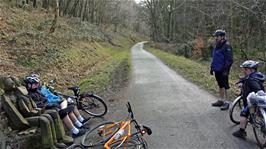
[68,86,80,92]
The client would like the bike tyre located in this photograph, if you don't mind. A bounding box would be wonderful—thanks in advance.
[81,94,108,117]
[229,96,243,124]
[110,137,148,149]
[81,121,120,147]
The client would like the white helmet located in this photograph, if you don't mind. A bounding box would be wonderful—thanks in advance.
[213,29,226,36]
[240,60,259,69]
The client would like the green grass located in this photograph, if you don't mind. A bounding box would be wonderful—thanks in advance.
[78,42,131,93]
[16,55,37,67]
[146,47,240,99]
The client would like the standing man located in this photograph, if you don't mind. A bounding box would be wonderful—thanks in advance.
[210,29,233,110]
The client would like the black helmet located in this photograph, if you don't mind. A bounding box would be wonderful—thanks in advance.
[240,60,259,69]
[213,29,226,37]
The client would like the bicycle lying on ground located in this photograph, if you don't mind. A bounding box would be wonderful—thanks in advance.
[229,89,266,148]
[81,102,152,149]
[47,80,107,117]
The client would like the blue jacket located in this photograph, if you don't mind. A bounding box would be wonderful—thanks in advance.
[39,86,61,104]
[211,40,233,73]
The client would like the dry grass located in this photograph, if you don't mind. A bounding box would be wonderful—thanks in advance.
[0,1,144,93]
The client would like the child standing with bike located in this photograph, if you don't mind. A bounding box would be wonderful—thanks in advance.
[232,60,265,139]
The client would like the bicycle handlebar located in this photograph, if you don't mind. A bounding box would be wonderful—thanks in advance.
[127,102,152,136]
[131,119,141,131]
[126,102,134,119]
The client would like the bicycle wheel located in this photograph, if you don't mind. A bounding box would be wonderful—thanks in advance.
[81,121,120,147]
[252,108,266,149]
[110,137,148,149]
[80,94,108,117]
[229,96,243,124]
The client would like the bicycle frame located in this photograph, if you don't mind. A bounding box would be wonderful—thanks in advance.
[54,88,85,109]
[48,83,92,105]
[104,120,146,149]
[90,102,151,149]
[104,120,131,149]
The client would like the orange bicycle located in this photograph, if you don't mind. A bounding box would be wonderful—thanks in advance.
[81,102,152,149]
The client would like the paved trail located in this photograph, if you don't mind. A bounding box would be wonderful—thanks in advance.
[125,42,258,149]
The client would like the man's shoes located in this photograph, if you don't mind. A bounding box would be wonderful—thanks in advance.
[212,100,224,107]
[232,129,247,139]
[81,117,91,125]
[72,129,87,138]
[220,102,229,110]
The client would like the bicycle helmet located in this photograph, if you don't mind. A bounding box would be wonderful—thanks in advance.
[240,60,259,69]
[213,29,226,37]
[25,74,40,84]
[30,74,40,78]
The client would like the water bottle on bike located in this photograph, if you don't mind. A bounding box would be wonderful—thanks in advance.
[114,129,125,140]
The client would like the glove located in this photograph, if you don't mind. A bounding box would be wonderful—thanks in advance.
[67,97,74,103]
[210,69,214,75]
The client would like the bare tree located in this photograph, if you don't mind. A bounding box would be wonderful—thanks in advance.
[50,0,59,33]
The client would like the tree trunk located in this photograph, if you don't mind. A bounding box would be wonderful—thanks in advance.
[70,0,79,17]
[63,0,71,15]
[59,0,64,16]
[78,0,84,18]
[42,0,50,10]
[83,0,88,21]
[33,0,37,8]
[50,0,59,33]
